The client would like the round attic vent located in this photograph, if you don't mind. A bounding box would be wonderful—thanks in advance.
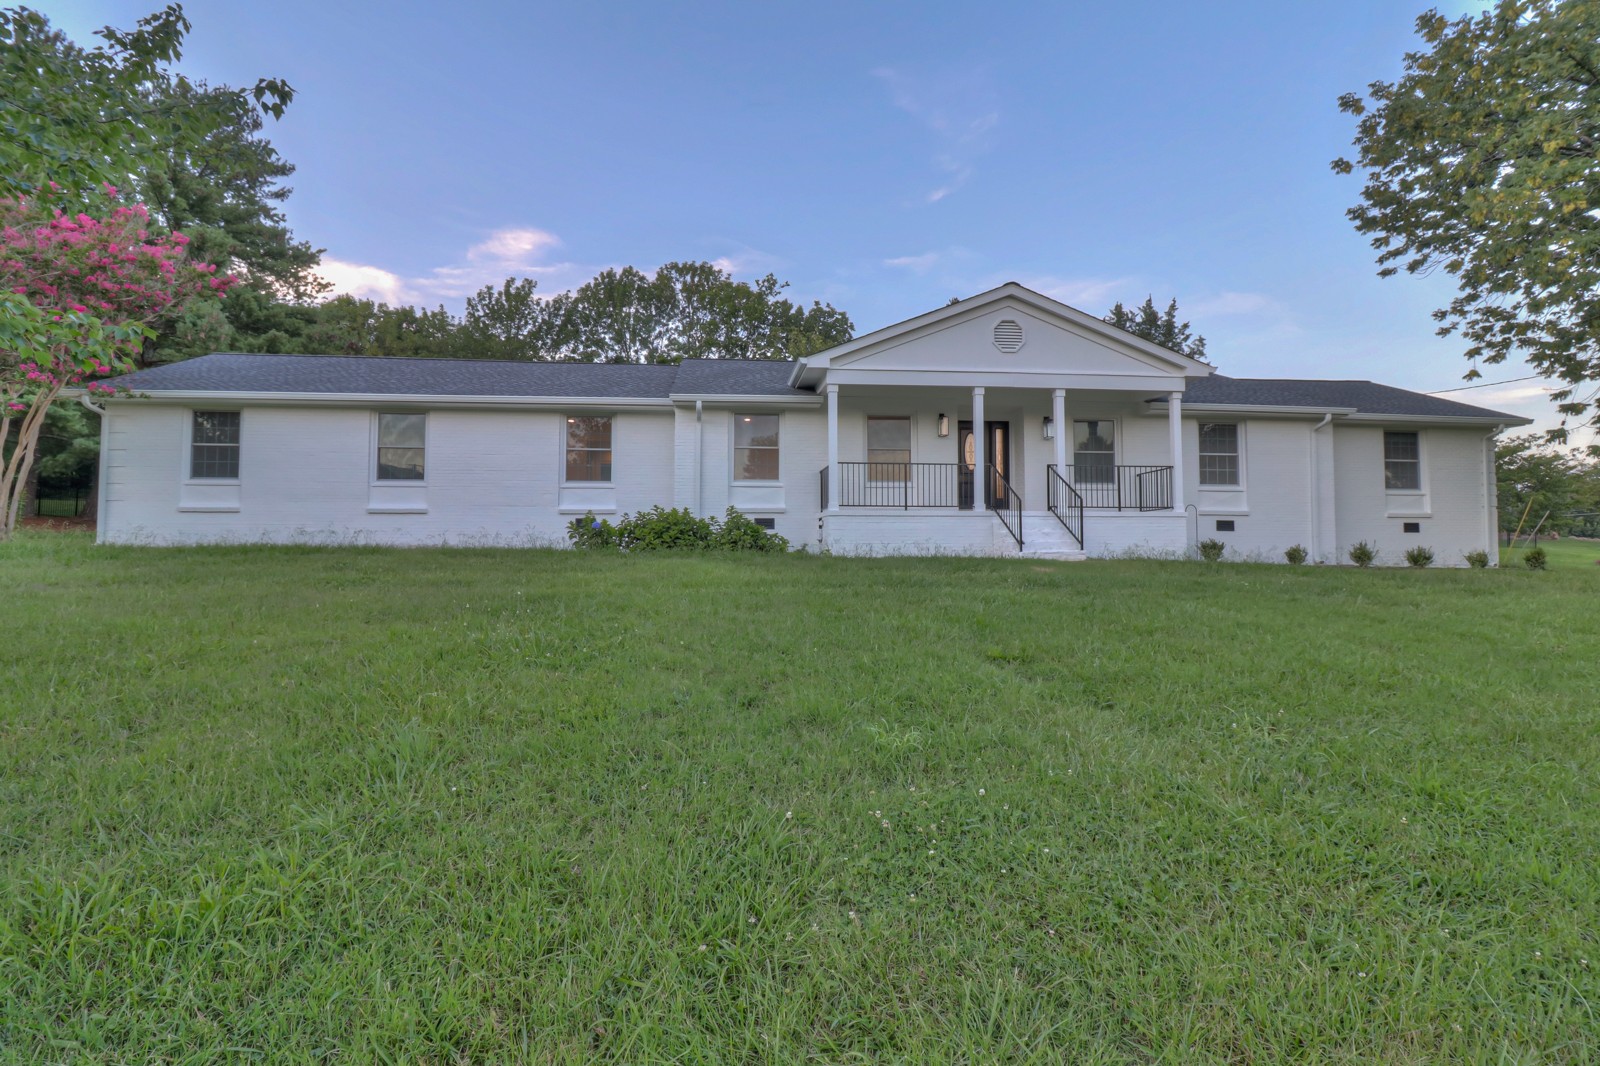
[992,319,1025,353]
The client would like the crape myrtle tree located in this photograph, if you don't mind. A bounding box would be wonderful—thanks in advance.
[1334,1,1600,444]
[1104,296,1208,360]
[0,190,233,538]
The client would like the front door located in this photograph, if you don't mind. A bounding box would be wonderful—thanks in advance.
[958,420,1012,509]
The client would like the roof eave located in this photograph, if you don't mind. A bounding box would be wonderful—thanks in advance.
[93,390,678,408]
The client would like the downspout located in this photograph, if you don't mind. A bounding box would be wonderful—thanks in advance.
[694,400,704,516]
[1309,413,1333,562]
[78,394,108,543]
[1485,424,1505,563]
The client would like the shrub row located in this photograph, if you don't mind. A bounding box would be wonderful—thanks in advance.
[567,506,790,552]
[1198,540,1516,569]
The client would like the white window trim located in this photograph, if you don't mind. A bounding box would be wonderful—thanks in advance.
[731,411,783,486]
[561,413,616,486]
[1383,429,1426,495]
[1196,420,1245,489]
[370,411,428,487]
[866,413,915,484]
[1070,416,1118,477]
[182,409,242,485]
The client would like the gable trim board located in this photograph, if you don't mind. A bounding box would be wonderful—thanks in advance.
[82,285,1527,564]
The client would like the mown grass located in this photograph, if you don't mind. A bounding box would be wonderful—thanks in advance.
[1502,537,1600,571]
[2,534,1597,1063]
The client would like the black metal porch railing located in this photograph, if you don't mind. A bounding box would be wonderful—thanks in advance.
[1046,464,1084,549]
[989,465,1022,550]
[827,462,965,508]
[1066,464,1173,511]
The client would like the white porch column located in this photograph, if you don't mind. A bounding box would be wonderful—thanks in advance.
[1051,388,1068,475]
[972,386,986,506]
[825,384,839,512]
[1168,391,1185,514]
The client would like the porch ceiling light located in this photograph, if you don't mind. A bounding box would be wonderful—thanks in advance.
[1043,416,1055,440]
[937,413,949,437]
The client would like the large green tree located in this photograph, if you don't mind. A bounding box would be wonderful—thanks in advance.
[1104,296,1208,360]
[1334,1,1600,440]
[456,263,854,363]
[1497,433,1599,534]
[0,5,292,201]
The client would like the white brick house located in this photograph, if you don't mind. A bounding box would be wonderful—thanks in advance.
[82,284,1527,564]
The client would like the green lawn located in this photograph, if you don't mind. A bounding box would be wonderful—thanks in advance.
[3,535,1597,1063]
[1502,536,1600,571]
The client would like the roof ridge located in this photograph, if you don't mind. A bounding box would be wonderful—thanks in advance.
[202,351,683,369]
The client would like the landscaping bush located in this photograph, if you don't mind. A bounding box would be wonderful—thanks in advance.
[713,507,789,552]
[1348,541,1377,567]
[1197,538,1226,562]
[1404,545,1435,568]
[567,512,620,550]
[1465,550,1490,569]
[1284,544,1308,565]
[617,506,716,551]
[568,507,788,552]
[1524,547,1548,570]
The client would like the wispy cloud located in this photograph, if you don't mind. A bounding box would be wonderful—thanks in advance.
[317,227,577,305]
[873,65,999,204]
[1190,291,1282,318]
[883,250,951,274]
[1011,275,1135,311]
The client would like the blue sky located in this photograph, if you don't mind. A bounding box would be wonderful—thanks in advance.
[44,0,1574,438]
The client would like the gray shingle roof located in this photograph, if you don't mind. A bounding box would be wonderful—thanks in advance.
[106,352,807,399]
[103,354,1524,421]
[1176,375,1522,421]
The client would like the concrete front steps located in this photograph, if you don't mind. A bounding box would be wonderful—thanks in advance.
[1013,511,1086,560]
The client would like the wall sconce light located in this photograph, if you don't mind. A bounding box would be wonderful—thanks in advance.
[1042,416,1055,440]
[937,413,949,438]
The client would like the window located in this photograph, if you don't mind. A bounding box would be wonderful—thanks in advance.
[1073,420,1115,483]
[376,413,426,481]
[190,411,241,479]
[1198,422,1240,486]
[1384,431,1421,490]
[866,417,911,480]
[734,414,780,481]
[565,415,612,482]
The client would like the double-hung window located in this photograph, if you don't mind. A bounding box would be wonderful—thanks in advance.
[566,416,613,482]
[376,413,426,481]
[190,411,241,479]
[1197,423,1240,486]
[866,416,911,481]
[734,414,779,481]
[1384,431,1421,490]
[1073,420,1115,483]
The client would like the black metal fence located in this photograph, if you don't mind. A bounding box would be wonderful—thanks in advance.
[34,476,91,518]
[1065,464,1172,511]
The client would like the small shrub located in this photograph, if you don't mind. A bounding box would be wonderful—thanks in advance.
[616,506,716,551]
[1197,538,1226,563]
[1404,545,1434,568]
[1348,541,1377,568]
[567,512,620,550]
[1464,550,1490,569]
[713,508,790,552]
[1523,547,1548,570]
[1284,544,1308,565]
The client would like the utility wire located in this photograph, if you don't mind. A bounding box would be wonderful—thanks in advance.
[1427,375,1543,395]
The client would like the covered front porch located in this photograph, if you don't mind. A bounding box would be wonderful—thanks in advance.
[817,383,1189,556]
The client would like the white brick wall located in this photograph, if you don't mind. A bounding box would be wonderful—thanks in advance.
[99,398,1503,563]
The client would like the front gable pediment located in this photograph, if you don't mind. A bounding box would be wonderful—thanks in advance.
[793,283,1212,390]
